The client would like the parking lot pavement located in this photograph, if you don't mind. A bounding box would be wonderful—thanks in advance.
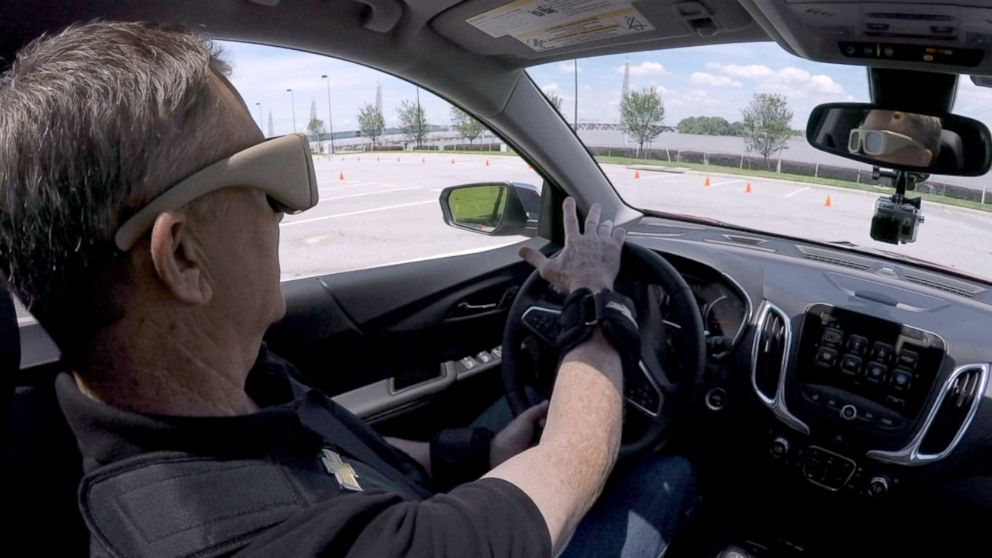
[12,153,992,321]
[278,152,541,280]
[606,166,992,280]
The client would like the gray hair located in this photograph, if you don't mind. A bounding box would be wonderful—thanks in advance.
[0,21,254,359]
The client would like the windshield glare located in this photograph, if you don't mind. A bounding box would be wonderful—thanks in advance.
[526,44,992,283]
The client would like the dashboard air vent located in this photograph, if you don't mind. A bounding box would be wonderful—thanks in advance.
[797,246,872,271]
[805,8,835,18]
[919,366,987,456]
[903,271,983,298]
[753,305,787,401]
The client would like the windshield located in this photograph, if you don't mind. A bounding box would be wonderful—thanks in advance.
[527,44,992,283]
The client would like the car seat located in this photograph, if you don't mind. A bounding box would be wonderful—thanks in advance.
[0,287,88,555]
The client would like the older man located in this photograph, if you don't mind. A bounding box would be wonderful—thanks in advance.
[0,21,695,557]
[850,109,943,168]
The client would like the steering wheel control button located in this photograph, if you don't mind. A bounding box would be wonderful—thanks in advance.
[840,404,858,420]
[864,361,888,384]
[705,388,727,411]
[839,354,863,376]
[815,347,838,370]
[770,437,790,459]
[890,368,912,392]
[803,446,857,491]
[522,307,561,344]
[846,335,868,355]
[870,342,894,364]
[867,475,890,498]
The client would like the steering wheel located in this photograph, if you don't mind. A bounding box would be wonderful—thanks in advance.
[502,242,706,459]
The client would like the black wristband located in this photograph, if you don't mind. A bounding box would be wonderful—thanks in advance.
[429,427,494,492]
[557,288,641,373]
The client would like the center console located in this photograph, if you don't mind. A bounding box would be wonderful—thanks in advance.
[794,303,946,433]
[752,302,954,497]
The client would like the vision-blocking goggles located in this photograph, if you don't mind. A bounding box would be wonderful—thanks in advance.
[848,128,928,157]
[114,133,318,250]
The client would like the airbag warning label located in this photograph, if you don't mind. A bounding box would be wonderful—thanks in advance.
[467,0,654,52]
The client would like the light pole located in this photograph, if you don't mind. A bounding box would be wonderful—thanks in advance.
[320,74,335,153]
[573,59,579,131]
[416,86,422,149]
[286,88,297,133]
[254,102,263,136]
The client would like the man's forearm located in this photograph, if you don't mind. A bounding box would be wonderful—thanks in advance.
[486,329,623,551]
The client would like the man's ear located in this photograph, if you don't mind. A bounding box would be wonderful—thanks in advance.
[149,211,213,305]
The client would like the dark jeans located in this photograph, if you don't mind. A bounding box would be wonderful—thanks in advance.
[472,395,699,558]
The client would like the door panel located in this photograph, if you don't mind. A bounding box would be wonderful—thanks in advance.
[264,238,548,431]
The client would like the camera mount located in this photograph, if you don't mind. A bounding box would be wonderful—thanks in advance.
[870,166,926,244]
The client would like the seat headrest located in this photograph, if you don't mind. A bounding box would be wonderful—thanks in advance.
[0,285,21,449]
[0,287,19,375]
[937,129,964,170]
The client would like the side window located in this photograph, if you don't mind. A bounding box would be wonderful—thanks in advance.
[222,42,543,280]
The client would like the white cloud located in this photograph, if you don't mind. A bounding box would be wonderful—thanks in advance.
[558,61,580,74]
[709,63,775,79]
[706,62,844,97]
[542,83,561,95]
[617,61,668,77]
[689,72,742,88]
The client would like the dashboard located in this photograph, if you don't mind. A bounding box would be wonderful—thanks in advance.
[629,216,992,502]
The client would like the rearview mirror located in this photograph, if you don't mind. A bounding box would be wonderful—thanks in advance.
[439,182,540,236]
[806,103,992,176]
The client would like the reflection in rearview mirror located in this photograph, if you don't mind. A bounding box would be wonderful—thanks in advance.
[806,103,992,176]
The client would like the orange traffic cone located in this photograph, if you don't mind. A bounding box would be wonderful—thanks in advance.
[745,182,752,193]
[635,170,641,179]
[339,172,345,181]
[704,176,712,187]
[825,195,833,207]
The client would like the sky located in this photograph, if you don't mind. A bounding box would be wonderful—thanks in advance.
[219,40,992,136]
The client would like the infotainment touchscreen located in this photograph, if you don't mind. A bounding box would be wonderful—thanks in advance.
[797,304,945,418]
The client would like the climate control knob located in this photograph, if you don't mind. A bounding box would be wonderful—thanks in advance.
[867,475,890,498]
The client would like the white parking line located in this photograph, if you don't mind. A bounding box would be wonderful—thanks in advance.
[317,185,379,191]
[281,200,435,227]
[785,187,810,198]
[711,179,743,187]
[321,187,420,201]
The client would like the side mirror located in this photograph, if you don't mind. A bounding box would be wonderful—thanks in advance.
[439,182,540,236]
[806,102,992,176]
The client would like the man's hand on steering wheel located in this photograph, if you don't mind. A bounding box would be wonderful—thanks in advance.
[518,198,625,294]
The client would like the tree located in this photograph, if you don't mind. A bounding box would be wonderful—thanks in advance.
[306,99,325,144]
[397,99,428,148]
[450,106,486,145]
[677,115,733,136]
[547,92,564,113]
[620,87,665,156]
[740,93,794,168]
[357,103,385,148]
